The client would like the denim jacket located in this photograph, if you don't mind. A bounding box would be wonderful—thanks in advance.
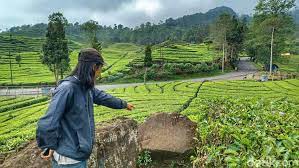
[36,76,127,161]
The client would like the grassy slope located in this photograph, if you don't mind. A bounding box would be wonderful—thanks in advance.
[0,79,298,154]
[110,43,224,83]
[0,35,81,85]
[0,36,142,85]
[131,43,221,65]
[252,54,299,73]
[182,79,299,166]
[69,43,142,78]
[276,54,299,73]
[0,38,225,85]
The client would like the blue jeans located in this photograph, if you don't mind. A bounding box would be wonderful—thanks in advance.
[51,158,87,168]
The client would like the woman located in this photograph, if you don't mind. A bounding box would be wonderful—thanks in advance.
[36,48,134,168]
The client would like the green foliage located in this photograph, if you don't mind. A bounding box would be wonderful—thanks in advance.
[130,43,221,67]
[211,13,247,67]
[254,0,296,16]
[0,96,49,113]
[95,43,141,80]
[182,79,299,167]
[276,54,299,72]
[182,25,209,43]
[0,100,49,152]
[162,62,217,74]
[245,0,296,65]
[91,37,102,53]
[137,150,152,167]
[105,72,125,82]
[127,61,219,81]
[198,62,209,72]
[0,79,298,157]
[41,12,70,84]
[0,26,80,86]
[189,97,298,167]
[4,7,237,45]
[144,45,152,67]
[0,81,200,152]
[127,44,223,80]
[15,54,22,67]
[211,13,232,45]
[81,20,103,53]
[81,20,98,39]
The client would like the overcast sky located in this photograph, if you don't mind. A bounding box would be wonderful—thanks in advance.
[0,0,298,30]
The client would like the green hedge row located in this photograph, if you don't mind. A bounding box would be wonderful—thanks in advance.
[0,96,49,113]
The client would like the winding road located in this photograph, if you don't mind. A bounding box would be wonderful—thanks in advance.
[0,58,257,96]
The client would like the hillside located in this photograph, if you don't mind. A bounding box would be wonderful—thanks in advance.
[0,79,298,166]
[276,54,299,72]
[0,35,82,85]
[0,1,298,167]
[165,6,236,27]
[131,43,220,65]
[70,43,142,78]
[3,6,238,44]
[0,37,145,85]
[0,33,224,85]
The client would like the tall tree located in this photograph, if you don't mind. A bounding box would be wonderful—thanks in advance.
[211,13,233,72]
[15,54,22,67]
[246,0,295,74]
[144,45,153,67]
[226,16,247,67]
[41,12,70,85]
[81,20,102,53]
[144,45,152,83]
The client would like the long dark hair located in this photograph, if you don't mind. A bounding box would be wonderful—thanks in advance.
[70,48,104,90]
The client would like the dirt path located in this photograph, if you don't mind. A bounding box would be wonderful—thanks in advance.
[0,58,257,96]
[238,57,257,71]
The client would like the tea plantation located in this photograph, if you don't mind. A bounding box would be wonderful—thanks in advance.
[0,79,298,166]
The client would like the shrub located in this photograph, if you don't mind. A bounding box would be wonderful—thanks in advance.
[211,63,220,71]
[151,64,160,69]
[105,72,125,82]
[200,63,209,72]
[192,64,200,73]
[168,44,178,49]
[183,63,194,73]
[163,63,173,71]
[137,150,152,167]
[156,71,173,80]
[115,72,125,77]
[146,69,157,80]
[144,45,152,67]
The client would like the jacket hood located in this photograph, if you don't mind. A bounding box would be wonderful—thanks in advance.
[58,75,81,86]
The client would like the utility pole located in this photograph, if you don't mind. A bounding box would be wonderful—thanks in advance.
[9,33,13,84]
[222,33,227,73]
[269,27,274,75]
[222,43,225,73]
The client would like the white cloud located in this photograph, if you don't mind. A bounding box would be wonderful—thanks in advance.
[135,0,162,17]
[0,0,265,30]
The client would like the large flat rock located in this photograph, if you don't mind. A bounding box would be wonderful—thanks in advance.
[137,113,197,159]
